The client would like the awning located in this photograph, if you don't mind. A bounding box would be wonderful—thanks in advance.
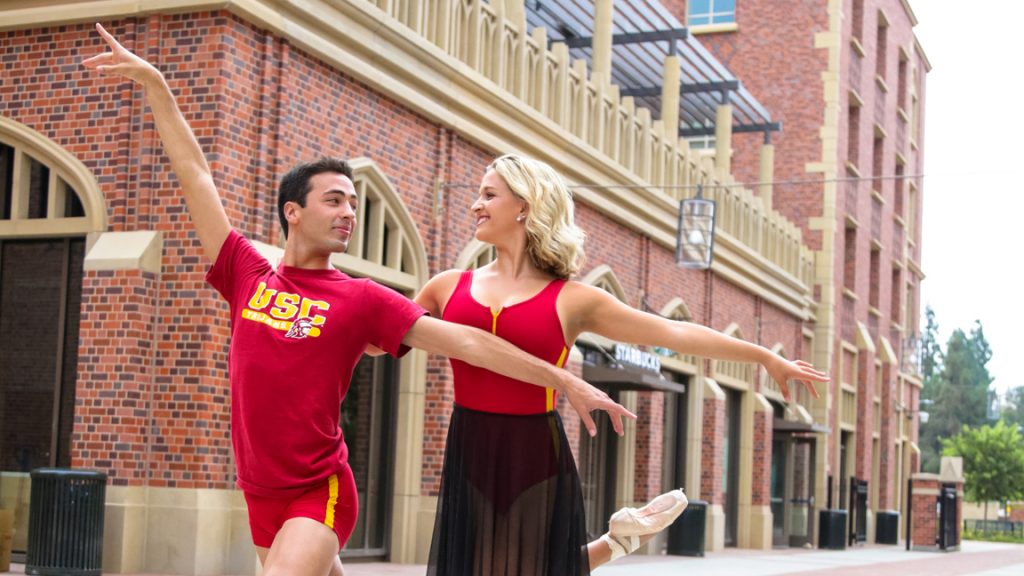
[583,364,687,394]
[773,418,831,435]
[525,0,780,139]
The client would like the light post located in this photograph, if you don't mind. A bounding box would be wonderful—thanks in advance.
[676,184,717,270]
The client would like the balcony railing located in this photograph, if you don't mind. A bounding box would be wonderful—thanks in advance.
[368,0,812,287]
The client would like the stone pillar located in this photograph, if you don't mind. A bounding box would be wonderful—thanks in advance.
[701,378,726,551]
[748,394,774,549]
[661,56,681,142]
[759,141,775,210]
[909,474,939,550]
[592,0,613,86]
[715,101,733,174]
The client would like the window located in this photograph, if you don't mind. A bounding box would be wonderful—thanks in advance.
[869,247,880,308]
[852,0,865,42]
[844,226,857,290]
[848,103,861,167]
[897,51,909,110]
[688,0,736,26]
[893,160,905,218]
[687,133,716,151]
[890,267,902,322]
[876,15,888,77]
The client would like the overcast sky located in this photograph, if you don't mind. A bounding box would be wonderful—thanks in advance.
[911,1,1022,393]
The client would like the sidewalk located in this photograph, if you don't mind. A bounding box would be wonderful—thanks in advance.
[4,540,1023,576]
[343,540,1024,576]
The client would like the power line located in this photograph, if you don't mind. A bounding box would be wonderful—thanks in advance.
[442,172,924,190]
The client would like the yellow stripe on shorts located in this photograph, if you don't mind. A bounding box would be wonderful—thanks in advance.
[324,474,339,529]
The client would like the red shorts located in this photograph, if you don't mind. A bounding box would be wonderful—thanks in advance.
[243,465,358,548]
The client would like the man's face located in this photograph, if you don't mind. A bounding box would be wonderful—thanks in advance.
[286,172,357,254]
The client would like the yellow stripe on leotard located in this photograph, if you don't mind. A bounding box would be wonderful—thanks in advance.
[548,346,568,411]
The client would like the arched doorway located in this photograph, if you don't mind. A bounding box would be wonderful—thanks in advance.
[0,116,106,553]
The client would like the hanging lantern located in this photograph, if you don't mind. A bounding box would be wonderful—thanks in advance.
[676,184,717,269]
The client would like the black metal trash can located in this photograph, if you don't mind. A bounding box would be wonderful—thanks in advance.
[26,469,107,576]
[818,509,847,550]
[876,510,900,544]
[667,499,707,557]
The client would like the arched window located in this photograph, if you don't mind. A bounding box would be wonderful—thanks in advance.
[0,116,105,236]
[659,297,699,368]
[580,264,627,302]
[455,238,496,270]
[329,158,427,292]
[711,322,755,389]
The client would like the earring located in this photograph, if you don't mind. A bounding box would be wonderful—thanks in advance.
[516,214,525,222]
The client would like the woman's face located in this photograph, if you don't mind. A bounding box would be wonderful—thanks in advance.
[471,168,527,243]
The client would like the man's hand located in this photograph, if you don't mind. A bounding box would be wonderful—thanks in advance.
[764,355,830,402]
[563,376,636,437]
[82,22,232,262]
[82,23,162,88]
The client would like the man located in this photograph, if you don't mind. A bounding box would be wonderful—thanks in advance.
[83,23,633,576]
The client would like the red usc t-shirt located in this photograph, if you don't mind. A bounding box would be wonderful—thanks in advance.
[206,230,426,497]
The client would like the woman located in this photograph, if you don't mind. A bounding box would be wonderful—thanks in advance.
[412,154,829,575]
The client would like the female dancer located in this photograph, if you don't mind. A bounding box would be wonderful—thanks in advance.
[412,154,829,575]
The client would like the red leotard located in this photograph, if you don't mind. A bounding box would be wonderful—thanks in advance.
[442,269,568,414]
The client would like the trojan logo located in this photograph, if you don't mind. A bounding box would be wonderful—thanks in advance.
[242,282,330,338]
[285,317,315,339]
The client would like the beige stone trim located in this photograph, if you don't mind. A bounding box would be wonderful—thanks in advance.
[855,321,876,353]
[102,485,254,575]
[705,502,726,551]
[899,0,919,26]
[83,230,163,274]
[690,23,739,35]
[580,263,627,302]
[878,336,898,365]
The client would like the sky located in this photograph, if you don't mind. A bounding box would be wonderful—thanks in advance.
[911,1,1022,393]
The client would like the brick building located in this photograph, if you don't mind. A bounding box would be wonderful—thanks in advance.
[0,0,923,572]
[661,0,930,546]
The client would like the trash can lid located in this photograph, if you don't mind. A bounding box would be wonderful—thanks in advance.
[30,468,108,480]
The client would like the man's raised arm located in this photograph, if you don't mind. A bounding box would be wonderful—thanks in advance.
[83,23,231,262]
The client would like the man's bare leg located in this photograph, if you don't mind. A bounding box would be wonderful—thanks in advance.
[257,517,340,576]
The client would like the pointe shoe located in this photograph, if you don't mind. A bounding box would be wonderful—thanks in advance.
[609,488,688,536]
[600,489,688,561]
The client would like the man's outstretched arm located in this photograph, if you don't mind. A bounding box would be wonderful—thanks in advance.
[83,23,231,262]
[402,315,636,437]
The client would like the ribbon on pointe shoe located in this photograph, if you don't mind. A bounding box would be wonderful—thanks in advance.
[601,489,688,561]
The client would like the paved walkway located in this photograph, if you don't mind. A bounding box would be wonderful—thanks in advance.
[342,540,1024,576]
[4,540,1023,575]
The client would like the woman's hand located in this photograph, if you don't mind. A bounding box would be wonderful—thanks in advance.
[764,355,830,402]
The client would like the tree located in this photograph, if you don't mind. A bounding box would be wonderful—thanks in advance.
[920,306,943,384]
[943,420,1024,521]
[919,319,994,473]
[1002,387,1024,432]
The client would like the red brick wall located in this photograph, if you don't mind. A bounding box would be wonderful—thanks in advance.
[1,10,813,505]
[910,477,938,547]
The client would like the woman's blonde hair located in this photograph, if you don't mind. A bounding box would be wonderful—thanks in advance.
[487,154,586,279]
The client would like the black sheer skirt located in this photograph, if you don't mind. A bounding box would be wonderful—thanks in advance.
[427,405,591,576]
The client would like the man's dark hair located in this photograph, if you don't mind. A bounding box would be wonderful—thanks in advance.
[277,157,354,238]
